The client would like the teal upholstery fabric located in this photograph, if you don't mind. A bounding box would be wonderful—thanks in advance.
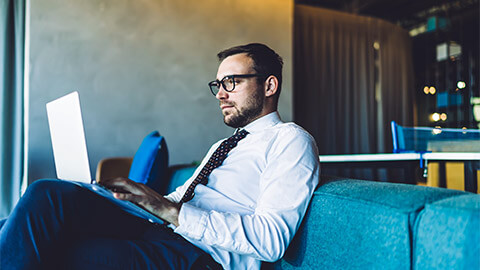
[128,131,169,194]
[414,194,480,270]
[269,178,465,270]
[165,165,197,194]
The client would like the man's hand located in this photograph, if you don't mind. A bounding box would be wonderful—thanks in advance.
[98,177,181,226]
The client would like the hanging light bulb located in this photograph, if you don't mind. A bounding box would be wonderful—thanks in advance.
[431,113,440,122]
[423,86,430,94]
[440,113,447,121]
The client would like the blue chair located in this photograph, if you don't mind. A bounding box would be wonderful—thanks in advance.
[391,121,480,153]
[391,121,480,191]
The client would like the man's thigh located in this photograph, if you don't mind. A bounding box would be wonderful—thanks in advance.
[23,179,152,238]
[63,238,169,269]
[60,226,209,270]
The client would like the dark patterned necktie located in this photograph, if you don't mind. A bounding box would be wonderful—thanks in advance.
[180,129,249,203]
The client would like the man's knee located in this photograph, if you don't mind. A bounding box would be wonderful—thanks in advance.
[28,179,75,192]
[24,179,82,203]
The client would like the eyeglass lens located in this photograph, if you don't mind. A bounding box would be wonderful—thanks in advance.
[221,77,235,91]
[210,76,235,95]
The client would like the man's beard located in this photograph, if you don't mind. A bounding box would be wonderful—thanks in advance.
[222,89,264,128]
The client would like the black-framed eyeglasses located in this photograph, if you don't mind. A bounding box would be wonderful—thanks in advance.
[208,74,265,96]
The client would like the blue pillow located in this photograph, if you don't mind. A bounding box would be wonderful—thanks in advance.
[128,131,169,194]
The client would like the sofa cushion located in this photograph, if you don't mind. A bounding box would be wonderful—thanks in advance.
[166,165,197,194]
[414,194,480,270]
[271,178,466,270]
[128,131,169,194]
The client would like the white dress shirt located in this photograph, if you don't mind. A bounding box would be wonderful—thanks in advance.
[165,112,320,270]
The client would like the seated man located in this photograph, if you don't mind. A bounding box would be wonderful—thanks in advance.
[0,43,320,270]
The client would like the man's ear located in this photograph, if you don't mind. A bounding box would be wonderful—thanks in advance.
[264,75,279,97]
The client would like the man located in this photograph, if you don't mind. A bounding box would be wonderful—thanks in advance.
[0,43,320,269]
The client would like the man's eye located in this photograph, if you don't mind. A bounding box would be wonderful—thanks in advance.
[224,78,234,84]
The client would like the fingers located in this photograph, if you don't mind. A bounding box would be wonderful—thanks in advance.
[100,177,139,194]
[113,192,154,213]
[113,185,181,226]
[113,192,142,203]
[97,176,128,186]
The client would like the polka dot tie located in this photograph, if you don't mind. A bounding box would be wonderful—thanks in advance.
[180,129,249,203]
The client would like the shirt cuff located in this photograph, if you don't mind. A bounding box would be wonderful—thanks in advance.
[174,203,208,240]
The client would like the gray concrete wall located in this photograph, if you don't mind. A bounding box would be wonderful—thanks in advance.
[28,0,293,182]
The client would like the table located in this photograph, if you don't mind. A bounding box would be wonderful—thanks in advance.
[422,153,480,192]
[319,152,480,193]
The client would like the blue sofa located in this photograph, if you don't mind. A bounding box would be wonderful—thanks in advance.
[167,167,480,270]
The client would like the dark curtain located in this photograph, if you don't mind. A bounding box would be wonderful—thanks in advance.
[0,0,25,218]
[294,5,414,155]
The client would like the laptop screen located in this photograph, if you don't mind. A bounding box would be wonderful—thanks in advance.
[46,91,92,183]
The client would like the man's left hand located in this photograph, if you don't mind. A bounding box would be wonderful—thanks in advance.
[98,177,181,226]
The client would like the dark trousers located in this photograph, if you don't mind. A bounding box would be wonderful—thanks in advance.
[0,179,219,270]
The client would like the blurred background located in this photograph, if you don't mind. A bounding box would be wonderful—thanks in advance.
[295,0,479,155]
[299,0,479,131]
[1,0,479,216]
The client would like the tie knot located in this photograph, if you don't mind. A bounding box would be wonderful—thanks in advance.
[231,129,249,142]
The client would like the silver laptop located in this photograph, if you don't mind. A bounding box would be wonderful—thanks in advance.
[46,91,163,224]
[46,91,92,183]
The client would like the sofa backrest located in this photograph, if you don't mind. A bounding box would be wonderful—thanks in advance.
[268,176,478,270]
[166,164,197,194]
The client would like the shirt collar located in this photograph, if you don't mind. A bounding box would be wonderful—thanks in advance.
[236,111,282,135]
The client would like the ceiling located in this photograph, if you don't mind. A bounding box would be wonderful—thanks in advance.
[295,0,479,30]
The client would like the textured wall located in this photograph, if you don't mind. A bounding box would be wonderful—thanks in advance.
[28,0,293,182]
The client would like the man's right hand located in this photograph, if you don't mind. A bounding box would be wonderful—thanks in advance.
[98,177,181,226]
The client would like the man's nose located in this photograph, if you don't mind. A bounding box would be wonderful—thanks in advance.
[216,87,228,100]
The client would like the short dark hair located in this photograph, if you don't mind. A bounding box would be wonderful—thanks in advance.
[217,43,283,95]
